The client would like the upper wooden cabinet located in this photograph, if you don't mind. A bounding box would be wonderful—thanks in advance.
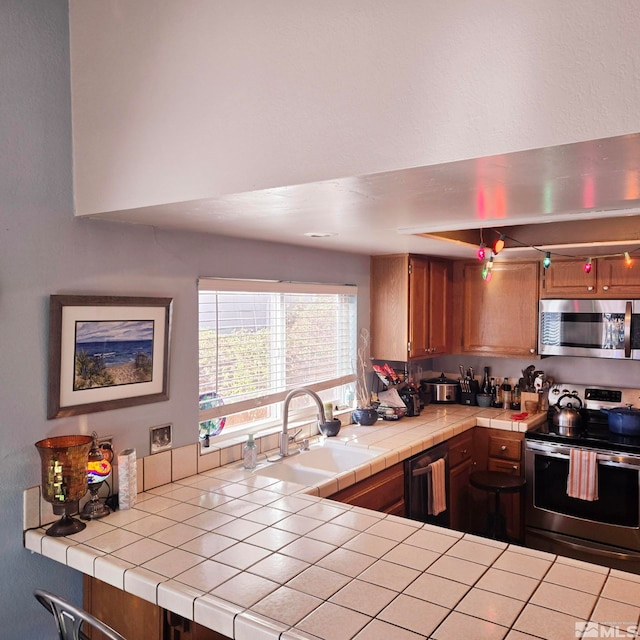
[455,260,539,357]
[370,254,451,361]
[541,257,640,298]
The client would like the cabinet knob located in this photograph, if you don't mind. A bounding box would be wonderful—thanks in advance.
[500,445,507,452]
[461,449,468,455]
[587,286,594,291]
[603,285,609,291]
[529,348,535,353]
[512,465,518,471]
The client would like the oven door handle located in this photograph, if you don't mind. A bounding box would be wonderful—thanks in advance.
[528,529,640,563]
[527,444,640,469]
[412,454,447,477]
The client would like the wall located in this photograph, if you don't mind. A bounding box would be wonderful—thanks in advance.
[69,0,640,214]
[0,2,369,637]
[430,355,640,392]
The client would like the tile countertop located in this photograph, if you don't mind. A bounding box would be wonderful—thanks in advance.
[23,405,640,640]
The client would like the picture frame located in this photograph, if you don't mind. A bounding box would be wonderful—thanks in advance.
[48,295,172,419]
[150,423,172,454]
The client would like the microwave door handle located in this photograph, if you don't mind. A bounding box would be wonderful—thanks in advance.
[625,300,632,358]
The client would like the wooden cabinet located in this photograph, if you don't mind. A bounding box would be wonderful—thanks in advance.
[472,428,525,542]
[541,257,640,298]
[330,461,405,515]
[455,260,539,357]
[370,254,451,361]
[83,576,229,640]
[448,431,475,533]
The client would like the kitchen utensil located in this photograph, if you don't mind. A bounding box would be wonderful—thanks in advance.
[552,393,583,435]
[424,373,459,403]
[601,406,640,435]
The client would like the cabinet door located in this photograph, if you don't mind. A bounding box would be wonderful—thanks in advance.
[329,462,405,514]
[597,257,640,296]
[449,456,474,533]
[408,256,429,359]
[462,261,539,357]
[541,258,597,297]
[84,575,162,640]
[427,259,450,355]
[370,255,410,361]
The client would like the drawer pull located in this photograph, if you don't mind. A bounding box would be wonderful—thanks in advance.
[500,445,507,452]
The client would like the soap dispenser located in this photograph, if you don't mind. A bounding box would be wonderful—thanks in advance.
[243,433,257,470]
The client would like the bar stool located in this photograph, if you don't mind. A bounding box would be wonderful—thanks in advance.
[469,470,526,541]
[34,589,127,640]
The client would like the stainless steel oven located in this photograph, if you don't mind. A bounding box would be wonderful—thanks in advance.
[525,440,640,571]
[525,383,640,573]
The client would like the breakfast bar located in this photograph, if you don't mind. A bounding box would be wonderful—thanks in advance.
[24,405,640,640]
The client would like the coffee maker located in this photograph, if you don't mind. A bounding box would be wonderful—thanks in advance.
[399,385,421,416]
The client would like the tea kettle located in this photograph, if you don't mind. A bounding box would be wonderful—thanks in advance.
[552,393,583,435]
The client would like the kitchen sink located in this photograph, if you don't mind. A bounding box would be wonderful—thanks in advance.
[253,441,383,485]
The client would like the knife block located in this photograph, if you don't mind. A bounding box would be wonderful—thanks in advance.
[460,380,480,406]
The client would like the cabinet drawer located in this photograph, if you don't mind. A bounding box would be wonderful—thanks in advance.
[488,459,521,475]
[488,436,521,461]
[450,434,473,468]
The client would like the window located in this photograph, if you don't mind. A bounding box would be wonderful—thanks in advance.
[198,278,357,440]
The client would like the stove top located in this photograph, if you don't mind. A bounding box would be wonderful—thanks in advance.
[525,383,640,454]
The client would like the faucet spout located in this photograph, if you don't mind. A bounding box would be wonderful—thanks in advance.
[279,387,327,457]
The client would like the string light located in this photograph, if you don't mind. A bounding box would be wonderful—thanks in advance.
[476,228,639,275]
[481,256,494,282]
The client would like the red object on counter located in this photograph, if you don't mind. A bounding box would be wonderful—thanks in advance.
[510,412,529,421]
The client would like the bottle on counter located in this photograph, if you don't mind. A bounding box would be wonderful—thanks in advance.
[489,377,497,404]
[493,377,503,407]
[512,383,521,410]
[481,367,491,395]
[243,433,257,470]
[502,377,512,409]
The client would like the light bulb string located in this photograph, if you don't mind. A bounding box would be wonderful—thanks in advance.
[481,228,640,261]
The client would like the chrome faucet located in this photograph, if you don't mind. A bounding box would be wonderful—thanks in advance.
[279,387,327,457]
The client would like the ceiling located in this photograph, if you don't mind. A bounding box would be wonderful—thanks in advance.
[91,132,640,260]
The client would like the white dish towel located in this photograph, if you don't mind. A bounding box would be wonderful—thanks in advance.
[567,449,599,501]
[429,458,447,515]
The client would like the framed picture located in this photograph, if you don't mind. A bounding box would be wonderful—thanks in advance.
[48,295,172,419]
[150,423,172,454]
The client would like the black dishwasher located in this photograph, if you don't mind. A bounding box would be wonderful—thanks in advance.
[404,441,450,527]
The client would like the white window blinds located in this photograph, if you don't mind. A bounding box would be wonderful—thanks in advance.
[198,279,357,428]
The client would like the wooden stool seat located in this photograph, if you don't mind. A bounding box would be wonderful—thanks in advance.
[469,470,526,541]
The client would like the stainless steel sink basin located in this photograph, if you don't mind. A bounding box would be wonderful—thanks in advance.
[254,441,383,485]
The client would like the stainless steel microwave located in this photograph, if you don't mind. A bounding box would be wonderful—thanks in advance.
[539,299,640,359]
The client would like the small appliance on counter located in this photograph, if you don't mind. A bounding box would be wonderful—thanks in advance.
[421,373,459,404]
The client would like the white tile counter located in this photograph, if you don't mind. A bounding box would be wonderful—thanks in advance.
[23,405,640,640]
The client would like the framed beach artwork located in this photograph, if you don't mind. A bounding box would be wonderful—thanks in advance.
[48,295,172,418]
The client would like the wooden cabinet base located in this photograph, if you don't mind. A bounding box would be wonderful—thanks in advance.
[330,462,404,515]
[83,576,230,640]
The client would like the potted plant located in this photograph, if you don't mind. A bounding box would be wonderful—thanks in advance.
[352,328,379,426]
